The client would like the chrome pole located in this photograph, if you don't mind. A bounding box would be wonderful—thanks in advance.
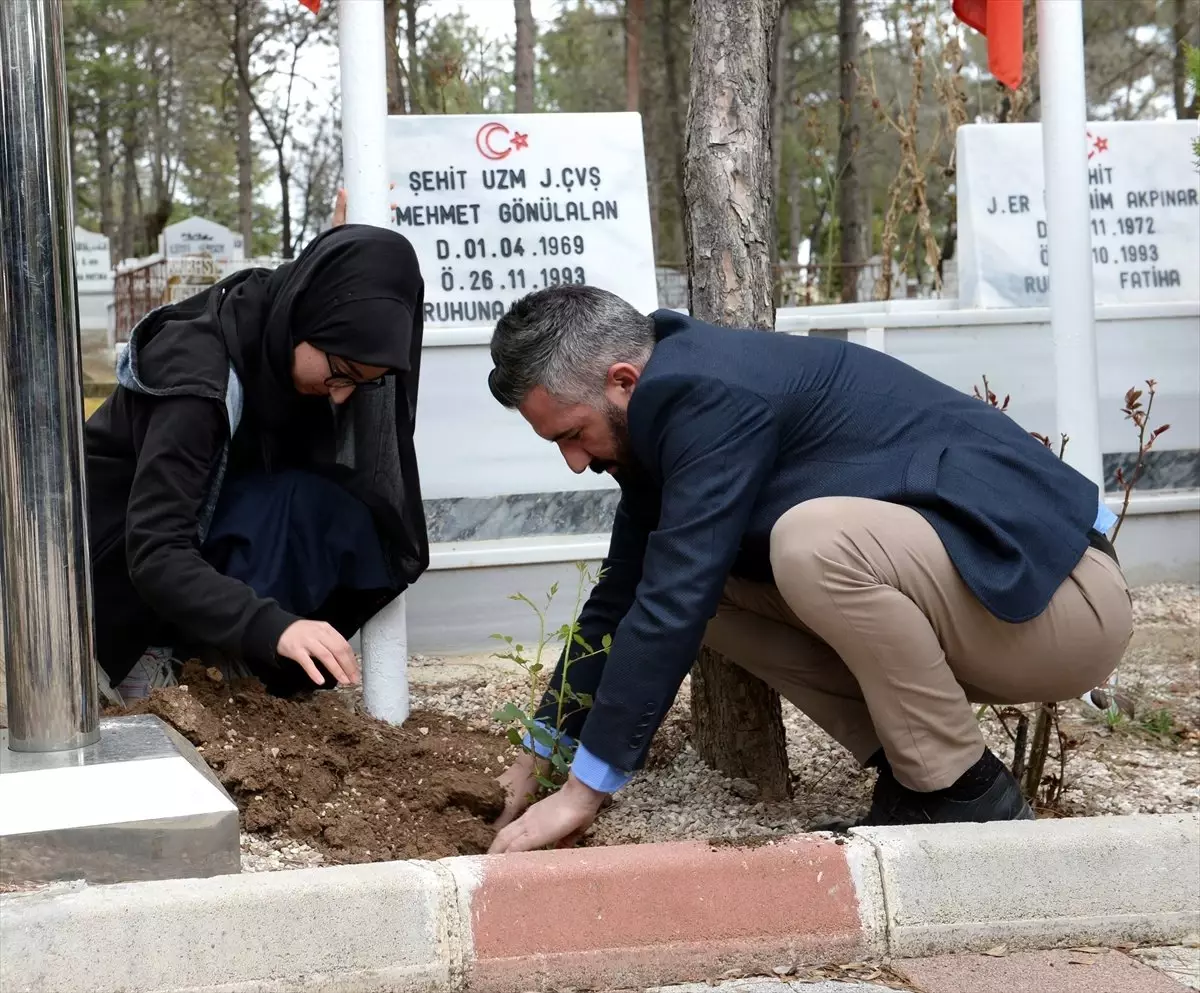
[0,0,100,751]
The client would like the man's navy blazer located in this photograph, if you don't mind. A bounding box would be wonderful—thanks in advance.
[539,309,1104,774]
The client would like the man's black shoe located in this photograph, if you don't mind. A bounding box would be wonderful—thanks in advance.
[859,760,1034,827]
[808,757,1034,832]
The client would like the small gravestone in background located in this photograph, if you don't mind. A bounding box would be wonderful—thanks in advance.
[74,226,112,294]
[160,216,245,264]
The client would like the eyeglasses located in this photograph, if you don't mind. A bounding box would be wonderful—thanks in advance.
[325,354,386,393]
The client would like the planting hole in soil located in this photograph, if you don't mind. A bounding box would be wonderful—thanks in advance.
[109,661,507,863]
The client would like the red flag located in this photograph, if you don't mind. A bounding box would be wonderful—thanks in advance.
[298,0,320,13]
[953,0,1023,90]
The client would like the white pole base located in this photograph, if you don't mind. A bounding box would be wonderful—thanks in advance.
[361,593,410,725]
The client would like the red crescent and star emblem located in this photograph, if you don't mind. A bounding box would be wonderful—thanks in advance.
[1086,131,1109,160]
[475,122,529,161]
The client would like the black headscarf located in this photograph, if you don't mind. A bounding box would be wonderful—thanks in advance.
[219,224,422,430]
[127,223,429,587]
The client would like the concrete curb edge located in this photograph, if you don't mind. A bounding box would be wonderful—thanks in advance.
[1,813,1196,993]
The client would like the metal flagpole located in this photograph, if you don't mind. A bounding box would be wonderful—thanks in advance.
[0,0,100,752]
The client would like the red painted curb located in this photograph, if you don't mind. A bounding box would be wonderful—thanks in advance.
[465,835,876,991]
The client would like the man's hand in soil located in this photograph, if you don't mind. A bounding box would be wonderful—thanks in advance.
[276,620,360,686]
[488,772,606,853]
[494,752,547,829]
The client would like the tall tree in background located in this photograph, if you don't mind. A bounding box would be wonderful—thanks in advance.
[514,0,536,111]
[385,0,407,114]
[770,0,794,273]
[407,0,424,112]
[626,0,644,110]
[206,0,271,253]
[836,0,864,302]
[683,0,790,801]
[232,0,330,256]
[539,3,626,111]
[64,0,1182,282]
[64,0,125,250]
[1175,0,1199,119]
[234,3,257,249]
[660,0,689,261]
[420,12,510,114]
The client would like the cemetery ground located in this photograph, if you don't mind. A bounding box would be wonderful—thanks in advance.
[79,579,1199,873]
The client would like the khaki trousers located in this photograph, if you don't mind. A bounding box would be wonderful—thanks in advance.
[702,497,1133,791]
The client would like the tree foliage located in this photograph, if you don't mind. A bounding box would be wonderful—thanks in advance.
[64,0,1186,279]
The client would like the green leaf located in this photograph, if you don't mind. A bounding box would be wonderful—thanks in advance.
[529,662,543,675]
[527,724,556,749]
[549,751,569,773]
[549,582,559,597]
[506,728,524,748]
[534,774,558,791]
[493,702,525,724]
[574,693,593,708]
[601,633,612,652]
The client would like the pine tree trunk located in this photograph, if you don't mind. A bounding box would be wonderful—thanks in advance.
[514,0,535,113]
[234,2,256,252]
[278,153,293,258]
[660,0,687,262]
[684,0,789,800]
[405,0,422,113]
[385,0,407,114]
[788,158,802,272]
[692,647,791,799]
[120,106,139,259]
[625,0,644,112]
[1175,0,1199,120]
[836,0,863,302]
[95,99,115,253]
[769,0,791,278]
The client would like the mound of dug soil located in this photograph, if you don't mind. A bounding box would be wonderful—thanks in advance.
[112,662,508,863]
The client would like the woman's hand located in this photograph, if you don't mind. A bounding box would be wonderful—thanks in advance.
[276,620,360,686]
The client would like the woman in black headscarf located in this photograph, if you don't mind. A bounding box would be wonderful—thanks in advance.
[85,223,428,698]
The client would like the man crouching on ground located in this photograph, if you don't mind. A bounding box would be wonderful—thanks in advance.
[485,285,1132,854]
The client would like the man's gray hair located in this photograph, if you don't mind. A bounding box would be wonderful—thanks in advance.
[488,285,655,408]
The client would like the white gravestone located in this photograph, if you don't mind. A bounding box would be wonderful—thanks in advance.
[74,226,113,336]
[385,112,658,326]
[161,217,245,263]
[957,120,1200,308]
[74,226,112,293]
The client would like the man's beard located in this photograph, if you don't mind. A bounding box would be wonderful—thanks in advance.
[587,401,632,475]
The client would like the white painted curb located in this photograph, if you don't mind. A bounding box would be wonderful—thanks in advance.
[1,814,1196,993]
[852,812,1200,958]
[1,860,455,993]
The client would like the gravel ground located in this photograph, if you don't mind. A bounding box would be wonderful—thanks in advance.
[239,582,1198,870]
[239,833,327,873]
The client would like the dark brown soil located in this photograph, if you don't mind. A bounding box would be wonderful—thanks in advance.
[110,662,508,863]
